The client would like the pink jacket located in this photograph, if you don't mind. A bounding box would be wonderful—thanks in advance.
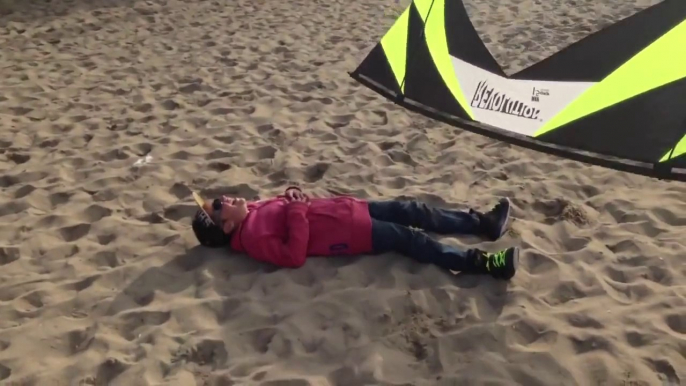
[230,188,373,268]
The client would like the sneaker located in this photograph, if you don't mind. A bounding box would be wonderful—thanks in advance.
[477,247,519,280]
[476,197,512,241]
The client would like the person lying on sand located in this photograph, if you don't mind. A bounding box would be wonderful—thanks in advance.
[191,186,519,280]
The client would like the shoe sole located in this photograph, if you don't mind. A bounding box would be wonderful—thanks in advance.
[496,197,512,239]
[505,247,520,280]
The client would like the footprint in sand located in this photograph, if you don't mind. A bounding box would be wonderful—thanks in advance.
[97,233,117,246]
[644,358,680,386]
[81,204,113,223]
[665,313,686,335]
[0,171,48,188]
[18,291,45,310]
[93,358,129,385]
[6,152,30,164]
[64,325,97,355]
[61,275,100,293]
[172,339,228,369]
[0,363,10,381]
[0,247,20,266]
[59,223,91,243]
[304,162,329,183]
[160,99,180,111]
[92,250,122,269]
[118,310,171,341]
[569,333,614,355]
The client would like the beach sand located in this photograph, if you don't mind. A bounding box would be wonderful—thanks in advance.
[0,0,684,384]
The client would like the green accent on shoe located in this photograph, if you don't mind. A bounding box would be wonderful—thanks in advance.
[485,250,507,272]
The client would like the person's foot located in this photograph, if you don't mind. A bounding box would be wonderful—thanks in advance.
[477,197,512,241]
[476,247,519,280]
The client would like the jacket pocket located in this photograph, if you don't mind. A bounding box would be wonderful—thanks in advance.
[307,199,354,255]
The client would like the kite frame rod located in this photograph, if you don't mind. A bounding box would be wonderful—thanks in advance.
[349,71,686,182]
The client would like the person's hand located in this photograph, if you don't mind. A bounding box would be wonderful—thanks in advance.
[285,188,309,203]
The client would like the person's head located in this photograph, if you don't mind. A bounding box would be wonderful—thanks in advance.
[192,196,249,248]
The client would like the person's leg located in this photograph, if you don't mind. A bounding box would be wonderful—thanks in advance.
[367,198,512,241]
[370,219,519,279]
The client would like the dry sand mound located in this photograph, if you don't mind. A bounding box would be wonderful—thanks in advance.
[0,0,684,385]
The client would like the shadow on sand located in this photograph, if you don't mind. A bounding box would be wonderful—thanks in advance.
[96,244,514,384]
[107,244,511,321]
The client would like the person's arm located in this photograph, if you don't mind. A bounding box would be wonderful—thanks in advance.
[253,202,310,268]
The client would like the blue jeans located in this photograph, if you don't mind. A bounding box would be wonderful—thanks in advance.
[368,200,481,271]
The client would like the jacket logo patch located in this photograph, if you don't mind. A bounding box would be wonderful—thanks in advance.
[330,243,349,251]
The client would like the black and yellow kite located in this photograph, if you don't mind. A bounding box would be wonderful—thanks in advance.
[351,0,686,181]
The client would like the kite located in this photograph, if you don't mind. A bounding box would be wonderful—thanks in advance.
[350,0,686,181]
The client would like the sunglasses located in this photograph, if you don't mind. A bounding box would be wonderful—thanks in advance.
[211,198,224,225]
[192,192,223,228]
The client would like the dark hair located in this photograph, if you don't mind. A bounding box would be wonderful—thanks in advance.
[191,209,234,248]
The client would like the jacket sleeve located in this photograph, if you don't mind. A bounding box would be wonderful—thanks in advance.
[254,202,310,268]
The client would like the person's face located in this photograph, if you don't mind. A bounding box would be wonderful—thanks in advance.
[203,196,248,234]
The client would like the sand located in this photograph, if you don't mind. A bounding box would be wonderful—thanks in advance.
[0,0,684,384]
